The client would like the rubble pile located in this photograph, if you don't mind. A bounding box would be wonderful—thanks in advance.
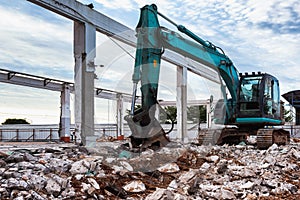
[0,140,299,199]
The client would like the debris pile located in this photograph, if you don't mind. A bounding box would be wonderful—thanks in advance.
[0,141,299,199]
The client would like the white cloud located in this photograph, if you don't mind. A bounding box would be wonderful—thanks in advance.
[94,0,136,11]
[81,0,300,96]
[0,5,73,76]
[0,84,61,124]
[1,0,300,124]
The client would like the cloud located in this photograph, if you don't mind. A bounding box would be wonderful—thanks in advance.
[0,3,73,79]
[86,0,300,95]
[0,84,61,124]
[1,0,300,124]
[93,0,137,11]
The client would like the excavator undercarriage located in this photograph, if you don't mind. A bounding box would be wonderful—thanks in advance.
[198,127,290,149]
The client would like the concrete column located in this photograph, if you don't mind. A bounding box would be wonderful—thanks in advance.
[73,22,96,145]
[59,83,71,142]
[116,93,124,138]
[176,66,188,142]
[206,100,211,128]
[155,104,160,121]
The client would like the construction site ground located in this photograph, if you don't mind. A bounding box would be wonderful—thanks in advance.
[0,138,300,199]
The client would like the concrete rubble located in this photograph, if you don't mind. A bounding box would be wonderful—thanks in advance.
[0,139,299,199]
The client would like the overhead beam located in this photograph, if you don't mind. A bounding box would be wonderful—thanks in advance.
[0,69,68,91]
[26,0,220,83]
[0,69,133,102]
[158,99,209,106]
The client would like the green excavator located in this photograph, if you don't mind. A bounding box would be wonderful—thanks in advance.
[124,4,290,151]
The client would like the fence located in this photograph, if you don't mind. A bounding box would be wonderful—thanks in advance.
[0,124,298,142]
[284,125,300,137]
[0,124,118,142]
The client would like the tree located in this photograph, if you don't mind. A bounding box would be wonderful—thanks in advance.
[161,105,207,124]
[187,105,206,123]
[284,107,293,123]
[126,105,177,124]
[2,118,30,125]
[160,106,177,124]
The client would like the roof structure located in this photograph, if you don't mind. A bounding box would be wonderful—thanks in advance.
[282,90,300,108]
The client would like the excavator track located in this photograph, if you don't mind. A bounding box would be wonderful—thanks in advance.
[198,128,226,145]
[257,129,273,149]
[198,129,216,145]
[257,128,290,149]
[199,127,290,149]
[198,127,248,146]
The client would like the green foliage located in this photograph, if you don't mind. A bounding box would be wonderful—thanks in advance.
[284,107,293,122]
[125,104,207,124]
[2,118,30,125]
[187,105,206,123]
[160,106,177,124]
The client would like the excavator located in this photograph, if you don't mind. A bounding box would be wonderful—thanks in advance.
[124,4,290,151]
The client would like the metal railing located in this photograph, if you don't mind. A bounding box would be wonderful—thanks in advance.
[0,124,119,142]
[284,125,300,137]
[0,127,60,142]
[1,124,298,142]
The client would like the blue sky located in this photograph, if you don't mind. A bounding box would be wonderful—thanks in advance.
[0,0,300,124]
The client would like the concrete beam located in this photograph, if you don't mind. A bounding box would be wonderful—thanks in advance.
[26,0,220,83]
[158,99,209,106]
[0,68,134,102]
[0,69,68,91]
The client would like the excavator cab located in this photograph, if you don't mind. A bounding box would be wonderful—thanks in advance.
[237,72,283,126]
[204,72,288,147]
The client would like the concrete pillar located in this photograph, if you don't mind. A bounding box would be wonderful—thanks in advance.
[176,66,188,142]
[116,93,124,138]
[59,83,71,142]
[73,22,96,145]
[155,104,160,121]
[206,100,211,128]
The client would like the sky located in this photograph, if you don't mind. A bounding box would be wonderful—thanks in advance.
[0,0,299,124]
